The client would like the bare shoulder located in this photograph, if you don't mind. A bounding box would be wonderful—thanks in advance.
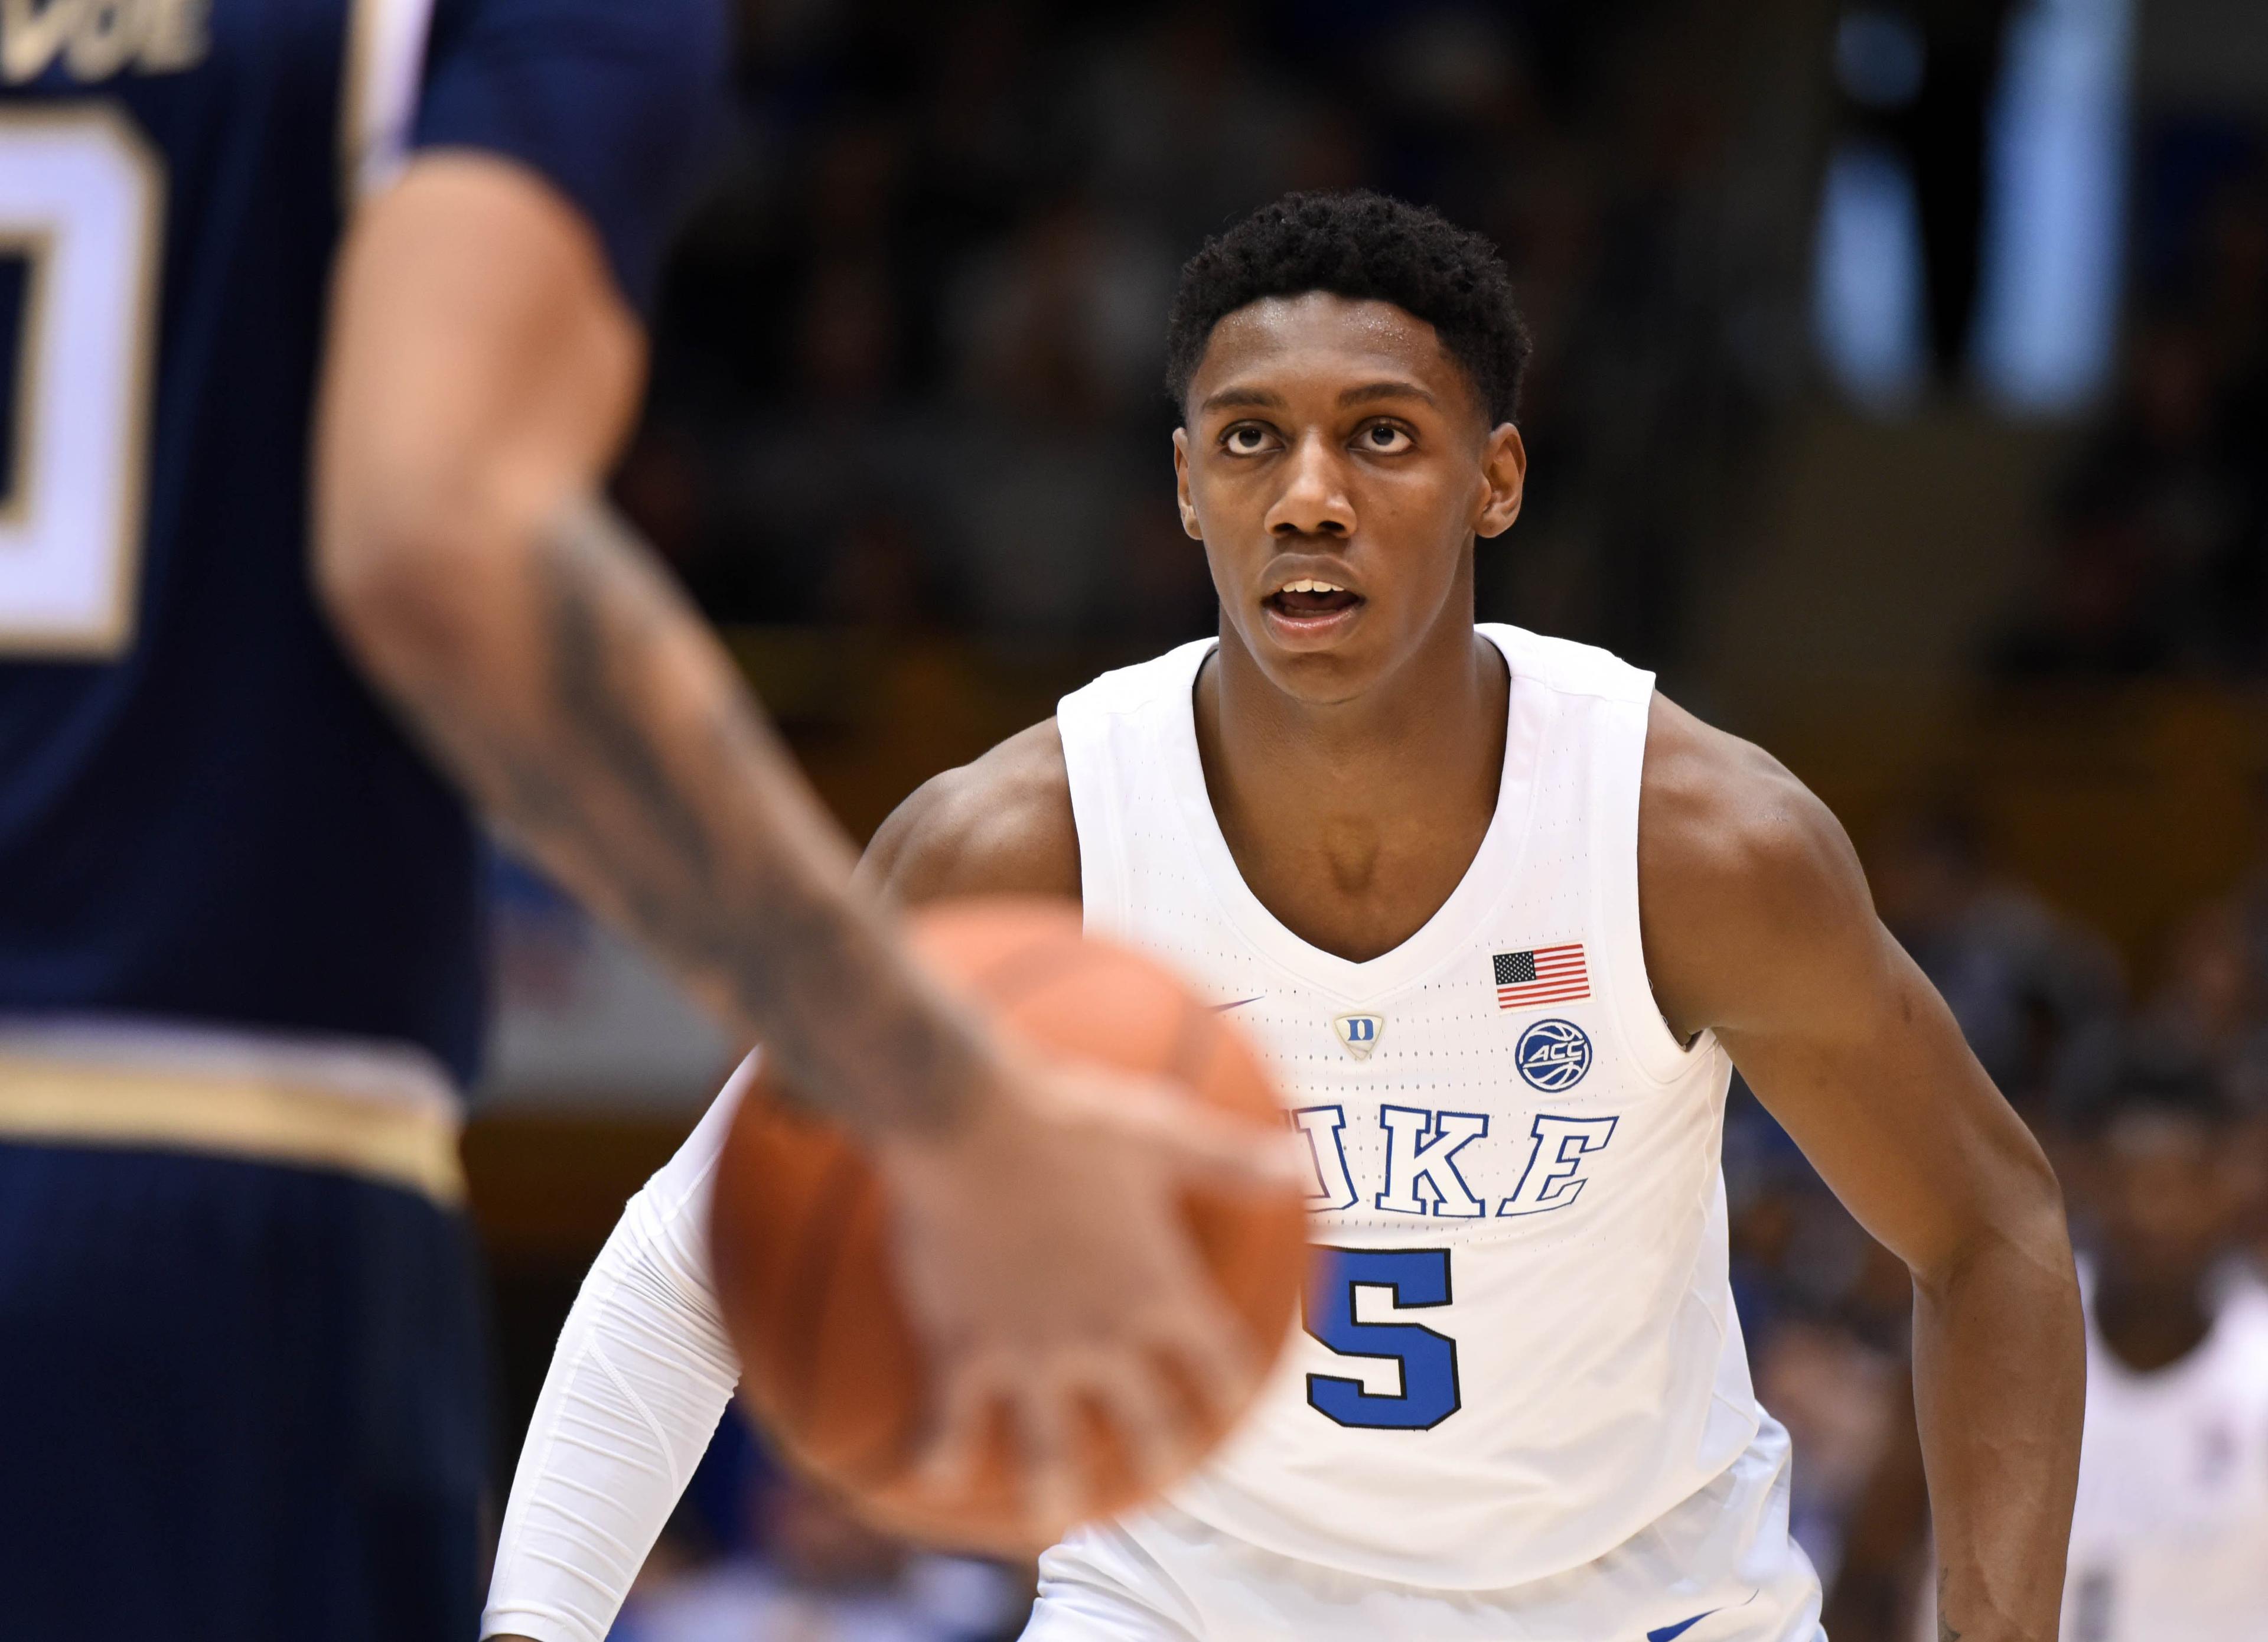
[1638,693,1879,1036]
[858,719,1081,908]
[1638,694,1860,894]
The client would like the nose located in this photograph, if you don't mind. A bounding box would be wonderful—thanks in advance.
[1263,431,1355,539]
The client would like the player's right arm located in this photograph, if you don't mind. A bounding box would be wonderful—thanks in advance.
[314,136,1290,1580]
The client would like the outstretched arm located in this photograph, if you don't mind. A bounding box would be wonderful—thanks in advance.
[1640,697,2081,1642]
[315,154,980,1135]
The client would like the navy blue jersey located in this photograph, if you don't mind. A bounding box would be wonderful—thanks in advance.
[0,0,727,1086]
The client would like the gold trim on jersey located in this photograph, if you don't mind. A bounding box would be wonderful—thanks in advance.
[0,1055,467,1206]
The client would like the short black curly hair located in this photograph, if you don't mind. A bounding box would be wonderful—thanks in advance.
[1164,190,1532,426]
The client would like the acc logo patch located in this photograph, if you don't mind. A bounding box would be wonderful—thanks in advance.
[1333,1013,1383,1060]
[1514,1018,1591,1092]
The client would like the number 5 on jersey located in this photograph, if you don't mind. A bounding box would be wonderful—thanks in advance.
[1303,1246,1461,1430]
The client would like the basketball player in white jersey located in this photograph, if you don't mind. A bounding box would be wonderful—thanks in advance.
[1833,1053,2268,1642]
[480,192,2083,1642]
[2061,1062,2268,1639]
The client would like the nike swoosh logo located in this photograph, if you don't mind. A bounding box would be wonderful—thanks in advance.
[1210,996,1265,1012]
[1648,1614,1716,1642]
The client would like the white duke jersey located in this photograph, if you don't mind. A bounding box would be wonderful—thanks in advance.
[1055,624,1765,1591]
[2059,1278,2268,1641]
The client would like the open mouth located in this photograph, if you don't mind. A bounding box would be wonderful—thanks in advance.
[1265,576,1363,620]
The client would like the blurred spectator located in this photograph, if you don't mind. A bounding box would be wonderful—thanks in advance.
[610,0,1802,669]
[616,1459,1024,1642]
[1754,1316,1901,1579]
[2142,830,2268,1142]
[2146,901,2260,1061]
[1824,1041,2268,1641]
[2055,1056,2268,1640]
[1866,804,2123,1119]
[1994,487,2178,678]
[1997,145,2268,679]
[934,200,1177,638]
[1998,314,2251,676]
[1076,6,1306,248]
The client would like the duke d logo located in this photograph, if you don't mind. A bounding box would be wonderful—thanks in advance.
[1333,1014,1383,1060]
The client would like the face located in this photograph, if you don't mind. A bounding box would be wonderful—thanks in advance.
[1174,292,1525,703]
[2085,1110,2251,1295]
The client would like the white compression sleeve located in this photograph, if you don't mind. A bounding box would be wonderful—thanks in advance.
[480,1057,752,1642]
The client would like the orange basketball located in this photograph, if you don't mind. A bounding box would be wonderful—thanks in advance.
[708,896,1309,1556]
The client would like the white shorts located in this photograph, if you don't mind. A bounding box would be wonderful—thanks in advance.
[1024,1418,1823,1642]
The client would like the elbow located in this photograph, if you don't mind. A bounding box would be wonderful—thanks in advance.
[2009,1126,2074,1253]
[2004,1155,2076,1279]
[314,467,525,693]
[1921,1145,2077,1301]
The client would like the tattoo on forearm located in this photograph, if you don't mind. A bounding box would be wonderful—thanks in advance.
[1935,1562,1963,1641]
[392,496,975,1129]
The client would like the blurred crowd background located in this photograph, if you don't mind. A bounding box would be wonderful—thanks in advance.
[464,1,2268,1637]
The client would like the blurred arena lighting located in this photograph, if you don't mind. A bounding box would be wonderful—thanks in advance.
[1814,139,1932,412]
[1973,0,2135,412]
[1817,0,2133,414]
[1835,9,1927,110]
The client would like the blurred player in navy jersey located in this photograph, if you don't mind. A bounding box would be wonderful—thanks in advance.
[0,5,1296,1637]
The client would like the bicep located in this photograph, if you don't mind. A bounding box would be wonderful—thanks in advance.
[316,154,643,594]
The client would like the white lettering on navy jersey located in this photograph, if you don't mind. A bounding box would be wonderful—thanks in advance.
[1,0,208,84]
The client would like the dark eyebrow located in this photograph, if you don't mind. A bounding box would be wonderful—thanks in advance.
[1198,380,1440,414]
[1338,379,1438,409]
[1198,386,1288,413]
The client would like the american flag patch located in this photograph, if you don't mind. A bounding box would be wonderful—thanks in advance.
[1493,944,1589,1010]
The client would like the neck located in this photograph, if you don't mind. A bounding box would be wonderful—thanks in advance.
[1192,612,1508,962]
[2093,1275,2214,1374]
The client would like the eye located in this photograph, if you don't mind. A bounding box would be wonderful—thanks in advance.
[1357,421,1413,453]
[1221,423,1276,454]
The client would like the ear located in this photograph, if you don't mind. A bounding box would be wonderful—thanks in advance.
[1474,423,1527,539]
[1172,427,1202,540]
